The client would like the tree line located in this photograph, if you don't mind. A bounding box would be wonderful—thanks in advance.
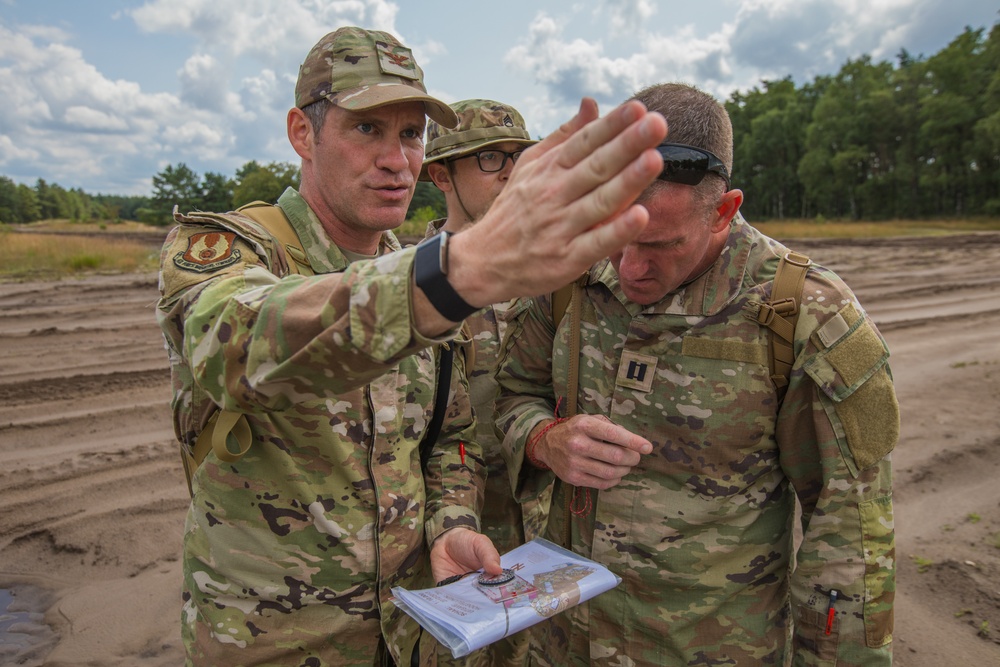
[728,23,999,220]
[1,22,997,226]
[0,159,447,226]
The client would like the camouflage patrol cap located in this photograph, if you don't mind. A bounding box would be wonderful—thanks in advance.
[295,26,458,128]
[419,99,537,181]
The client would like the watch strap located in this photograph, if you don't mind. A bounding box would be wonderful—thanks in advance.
[414,232,478,321]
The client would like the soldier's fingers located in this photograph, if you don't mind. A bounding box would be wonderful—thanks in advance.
[471,533,502,575]
[585,417,653,455]
[525,98,600,161]
[555,100,649,170]
[558,115,666,225]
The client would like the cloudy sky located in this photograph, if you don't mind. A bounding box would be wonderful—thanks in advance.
[1,0,996,196]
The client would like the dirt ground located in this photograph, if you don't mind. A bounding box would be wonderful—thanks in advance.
[1,231,999,666]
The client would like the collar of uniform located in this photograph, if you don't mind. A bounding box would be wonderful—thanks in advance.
[422,217,447,242]
[276,188,403,271]
[598,215,753,316]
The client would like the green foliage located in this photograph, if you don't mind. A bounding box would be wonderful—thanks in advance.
[150,163,201,224]
[728,21,1000,221]
[406,181,446,220]
[232,161,300,208]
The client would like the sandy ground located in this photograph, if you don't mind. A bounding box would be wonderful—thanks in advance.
[1,231,999,666]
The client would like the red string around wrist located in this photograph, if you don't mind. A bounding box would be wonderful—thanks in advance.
[526,418,565,470]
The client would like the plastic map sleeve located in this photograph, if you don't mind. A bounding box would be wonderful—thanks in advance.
[391,537,622,659]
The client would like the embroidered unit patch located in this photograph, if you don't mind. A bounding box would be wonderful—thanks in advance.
[174,232,241,273]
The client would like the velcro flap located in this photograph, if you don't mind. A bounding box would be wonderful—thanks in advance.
[805,305,888,401]
[682,336,768,366]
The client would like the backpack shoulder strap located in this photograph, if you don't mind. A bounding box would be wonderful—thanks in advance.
[420,339,459,471]
[552,281,575,327]
[237,201,311,275]
[551,274,587,417]
[754,251,811,399]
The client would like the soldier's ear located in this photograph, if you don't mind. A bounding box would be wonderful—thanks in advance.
[427,162,453,193]
[287,107,315,160]
[712,189,743,232]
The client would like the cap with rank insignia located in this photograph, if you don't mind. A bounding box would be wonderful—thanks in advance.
[295,26,457,128]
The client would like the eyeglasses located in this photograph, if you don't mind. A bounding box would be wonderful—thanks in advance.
[656,143,731,191]
[452,149,523,173]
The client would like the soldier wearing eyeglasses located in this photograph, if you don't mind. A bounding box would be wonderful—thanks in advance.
[495,82,898,666]
[418,99,540,667]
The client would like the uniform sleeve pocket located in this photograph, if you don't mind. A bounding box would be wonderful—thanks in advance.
[803,305,899,471]
[794,605,839,664]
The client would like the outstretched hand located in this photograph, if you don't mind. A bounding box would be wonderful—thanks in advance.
[429,528,503,584]
[446,98,667,308]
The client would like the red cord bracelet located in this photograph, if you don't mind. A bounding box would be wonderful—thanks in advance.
[525,418,566,470]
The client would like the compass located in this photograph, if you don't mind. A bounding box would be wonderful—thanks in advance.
[476,568,516,586]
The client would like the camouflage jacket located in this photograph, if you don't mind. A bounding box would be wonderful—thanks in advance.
[157,188,482,667]
[494,216,897,666]
[422,220,529,667]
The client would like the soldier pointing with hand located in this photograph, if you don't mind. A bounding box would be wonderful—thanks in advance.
[157,26,666,667]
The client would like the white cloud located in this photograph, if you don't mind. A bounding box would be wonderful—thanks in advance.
[598,0,658,37]
[63,106,130,131]
[129,0,401,61]
[505,13,656,106]
[0,135,39,165]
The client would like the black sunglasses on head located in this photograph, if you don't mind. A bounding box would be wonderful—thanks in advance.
[656,143,731,191]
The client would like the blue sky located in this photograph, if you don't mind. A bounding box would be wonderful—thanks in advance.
[1,0,996,196]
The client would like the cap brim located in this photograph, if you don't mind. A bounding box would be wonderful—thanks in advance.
[418,137,539,181]
[330,83,458,129]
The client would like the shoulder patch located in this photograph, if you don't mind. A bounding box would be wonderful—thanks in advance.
[174,232,242,273]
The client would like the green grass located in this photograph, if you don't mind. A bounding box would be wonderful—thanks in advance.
[0,225,160,280]
[910,555,934,573]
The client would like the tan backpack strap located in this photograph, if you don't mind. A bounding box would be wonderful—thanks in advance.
[552,281,574,326]
[237,201,311,275]
[557,274,587,549]
[183,409,253,496]
[754,251,810,395]
[565,278,584,418]
[459,320,476,371]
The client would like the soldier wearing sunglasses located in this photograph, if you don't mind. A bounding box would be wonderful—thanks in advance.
[496,82,897,666]
[419,99,539,667]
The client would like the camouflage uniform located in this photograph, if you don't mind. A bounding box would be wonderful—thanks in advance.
[494,215,898,666]
[418,100,540,667]
[157,187,483,667]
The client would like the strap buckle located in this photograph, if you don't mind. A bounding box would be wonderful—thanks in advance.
[755,297,797,326]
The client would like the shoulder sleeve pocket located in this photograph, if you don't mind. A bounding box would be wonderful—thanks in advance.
[803,303,900,471]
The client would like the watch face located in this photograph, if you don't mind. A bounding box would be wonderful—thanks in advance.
[477,569,516,586]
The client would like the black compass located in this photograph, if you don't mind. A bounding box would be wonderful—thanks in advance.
[476,568,516,586]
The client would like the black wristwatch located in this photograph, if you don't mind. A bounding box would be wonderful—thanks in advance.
[413,231,479,321]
